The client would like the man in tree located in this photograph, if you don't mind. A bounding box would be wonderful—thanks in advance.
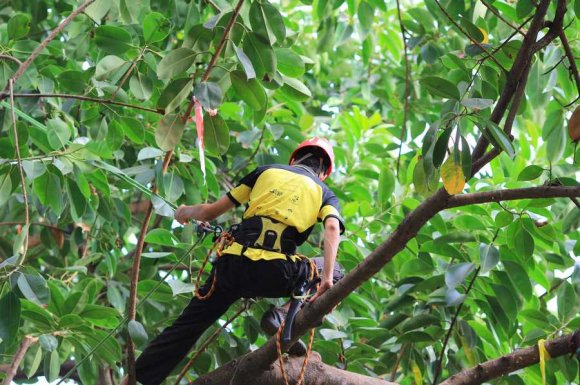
[130,137,344,385]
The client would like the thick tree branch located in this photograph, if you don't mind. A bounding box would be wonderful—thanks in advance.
[447,186,580,208]
[472,0,552,161]
[0,0,95,99]
[438,331,579,385]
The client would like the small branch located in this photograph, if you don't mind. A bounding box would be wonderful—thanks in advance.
[447,186,580,208]
[0,221,70,234]
[395,0,411,177]
[111,47,147,100]
[433,267,480,385]
[10,93,163,115]
[174,305,246,385]
[531,0,567,53]
[0,0,95,99]
[480,0,526,36]
[390,343,408,382]
[9,80,30,268]
[0,55,23,66]
[233,125,267,180]
[559,30,580,107]
[2,336,37,385]
[439,331,579,385]
[433,0,507,72]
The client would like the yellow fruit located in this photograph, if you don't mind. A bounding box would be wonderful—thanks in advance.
[479,28,489,44]
[568,105,580,142]
[441,157,465,195]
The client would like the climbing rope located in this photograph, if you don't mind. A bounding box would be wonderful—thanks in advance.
[194,230,235,300]
[275,257,319,385]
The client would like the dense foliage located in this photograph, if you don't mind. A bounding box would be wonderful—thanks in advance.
[0,0,579,384]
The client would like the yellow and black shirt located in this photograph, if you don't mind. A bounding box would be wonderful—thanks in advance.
[224,164,344,261]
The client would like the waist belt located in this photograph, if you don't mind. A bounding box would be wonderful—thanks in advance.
[225,216,300,261]
[221,242,300,262]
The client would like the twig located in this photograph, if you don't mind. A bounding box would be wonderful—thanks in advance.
[2,336,37,385]
[447,186,580,208]
[390,343,408,382]
[233,125,267,179]
[172,305,247,385]
[0,221,70,234]
[9,80,30,267]
[111,47,147,100]
[10,93,163,114]
[433,0,507,72]
[0,0,96,99]
[480,0,526,36]
[433,267,480,385]
[0,55,23,66]
[395,0,411,178]
[559,30,580,107]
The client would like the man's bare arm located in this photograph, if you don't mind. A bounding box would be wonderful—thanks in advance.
[174,196,235,224]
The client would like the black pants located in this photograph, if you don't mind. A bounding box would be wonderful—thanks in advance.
[135,254,305,385]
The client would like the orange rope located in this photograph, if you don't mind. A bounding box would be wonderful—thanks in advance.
[194,232,234,300]
[276,257,319,385]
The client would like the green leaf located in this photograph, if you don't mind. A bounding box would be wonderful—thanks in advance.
[95,55,127,81]
[67,178,87,221]
[46,117,71,150]
[0,292,20,353]
[194,82,223,110]
[57,70,87,93]
[230,71,267,110]
[357,1,374,36]
[0,171,13,207]
[16,272,50,305]
[516,0,535,18]
[461,98,494,110]
[495,211,513,227]
[142,252,174,259]
[460,18,484,42]
[378,167,395,208]
[275,48,305,77]
[280,76,311,101]
[486,121,515,158]
[249,1,286,45]
[144,228,180,247]
[128,320,149,346]
[479,243,499,274]
[129,72,153,101]
[95,25,132,54]
[120,116,145,144]
[158,48,197,79]
[445,262,475,289]
[33,170,62,214]
[204,113,230,156]
[517,165,544,181]
[233,44,256,80]
[399,314,440,333]
[143,12,170,43]
[576,0,580,19]
[514,225,534,260]
[156,114,185,151]
[460,136,472,179]
[557,281,575,322]
[26,344,42,378]
[420,76,460,100]
[158,78,193,113]
[503,261,532,301]
[39,334,58,351]
[319,328,349,340]
[243,33,277,78]
[47,350,60,382]
[8,13,31,40]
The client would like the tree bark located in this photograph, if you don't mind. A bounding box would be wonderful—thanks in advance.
[438,331,579,385]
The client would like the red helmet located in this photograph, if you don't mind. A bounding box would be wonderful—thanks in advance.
[289,137,335,180]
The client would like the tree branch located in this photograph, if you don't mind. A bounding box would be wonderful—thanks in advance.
[480,0,526,36]
[438,331,579,385]
[2,336,37,385]
[0,0,95,99]
[446,186,580,208]
[433,0,507,72]
[0,55,23,66]
[472,0,552,161]
[559,29,580,107]
[395,0,412,177]
[10,93,163,115]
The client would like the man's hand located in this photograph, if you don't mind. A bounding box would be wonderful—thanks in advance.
[310,278,333,302]
[174,205,194,224]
